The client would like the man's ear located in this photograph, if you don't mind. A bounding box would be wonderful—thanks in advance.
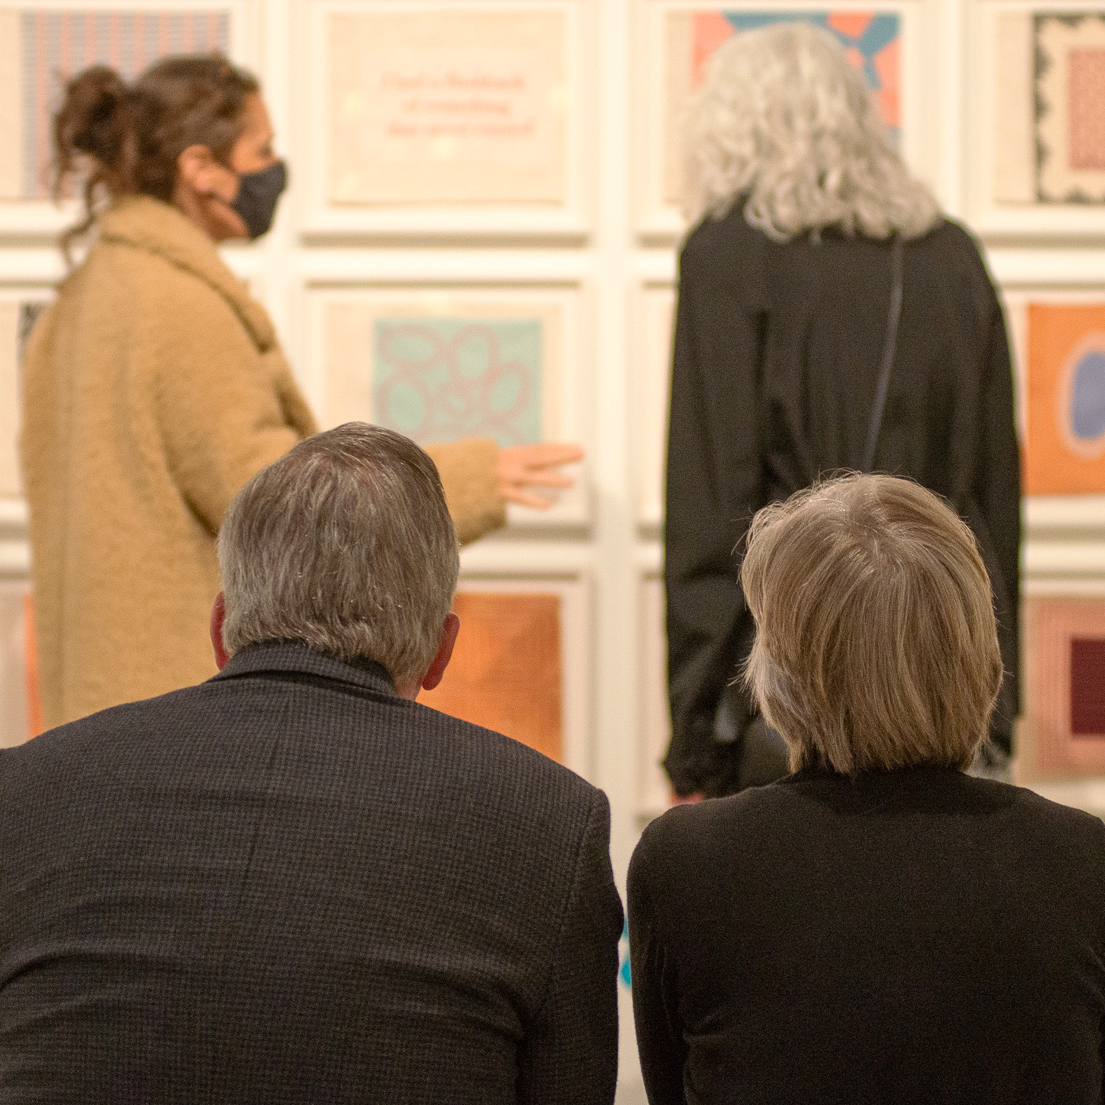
[210,591,230,670]
[421,612,460,693]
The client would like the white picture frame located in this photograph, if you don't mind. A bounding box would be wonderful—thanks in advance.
[965,0,1105,239]
[0,0,260,238]
[304,279,592,527]
[295,0,594,242]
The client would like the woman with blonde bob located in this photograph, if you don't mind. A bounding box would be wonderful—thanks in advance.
[664,23,1019,798]
[631,473,1105,1105]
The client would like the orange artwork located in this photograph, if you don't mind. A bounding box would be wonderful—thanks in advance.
[1025,302,1105,493]
[419,592,562,762]
[1022,598,1105,778]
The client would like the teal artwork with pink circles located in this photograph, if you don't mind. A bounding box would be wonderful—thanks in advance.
[691,11,902,144]
[373,317,543,448]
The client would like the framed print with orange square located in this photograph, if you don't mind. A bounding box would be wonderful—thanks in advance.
[0,0,259,237]
[636,0,936,240]
[1023,301,1105,494]
[417,573,591,778]
[296,0,593,241]
[967,2,1105,237]
[1020,597,1105,779]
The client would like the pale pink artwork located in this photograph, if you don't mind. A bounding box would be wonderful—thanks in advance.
[1069,48,1105,171]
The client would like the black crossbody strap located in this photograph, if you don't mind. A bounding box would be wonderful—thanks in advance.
[862,235,904,472]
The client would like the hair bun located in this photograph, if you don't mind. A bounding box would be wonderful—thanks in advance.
[58,65,129,160]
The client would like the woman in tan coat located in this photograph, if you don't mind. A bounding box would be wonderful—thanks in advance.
[22,57,577,729]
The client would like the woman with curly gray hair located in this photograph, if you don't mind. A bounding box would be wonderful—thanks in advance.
[664,22,1019,798]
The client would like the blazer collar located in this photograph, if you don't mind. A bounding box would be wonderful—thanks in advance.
[213,640,399,699]
[96,195,276,352]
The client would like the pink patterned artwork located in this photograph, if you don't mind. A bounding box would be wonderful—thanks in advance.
[1068,48,1105,171]
[1035,13,1105,202]
[18,9,230,198]
[372,317,543,447]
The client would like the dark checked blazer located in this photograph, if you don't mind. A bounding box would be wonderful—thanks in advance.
[0,641,623,1105]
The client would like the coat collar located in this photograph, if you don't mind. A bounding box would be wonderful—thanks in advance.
[213,640,399,699]
[96,195,276,352]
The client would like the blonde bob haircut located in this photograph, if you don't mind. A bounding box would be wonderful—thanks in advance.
[682,22,940,241]
[741,474,1004,775]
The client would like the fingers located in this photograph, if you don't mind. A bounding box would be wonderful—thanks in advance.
[503,487,555,509]
[499,442,585,469]
[510,470,573,489]
[496,441,584,508]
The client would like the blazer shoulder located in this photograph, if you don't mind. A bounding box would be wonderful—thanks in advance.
[410,699,603,808]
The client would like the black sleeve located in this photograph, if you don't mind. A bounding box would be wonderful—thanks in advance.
[627,825,687,1105]
[664,234,766,796]
[516,789,623,1105]
[975,288,1022,724]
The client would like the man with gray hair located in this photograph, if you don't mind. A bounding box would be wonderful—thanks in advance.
[0,423,623,1105]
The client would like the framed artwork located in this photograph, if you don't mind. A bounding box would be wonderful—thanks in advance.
[297,0,592,240]
[0,293,51,503]
[1007,297,1105,495]
[308,283,589,526]
[1019,597,1105,778]
[638,571,673,817]
[638,0,932,239]
[969,2,1105,236]
[0,1,255,236]
[418,573,591,777]
[632,282,675,528]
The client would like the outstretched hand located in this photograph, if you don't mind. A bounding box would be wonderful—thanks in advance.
[497,442,584,508]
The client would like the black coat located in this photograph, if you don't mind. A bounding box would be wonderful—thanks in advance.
[665,212,1021,796]
[0,642,623,1104]
[628,767,1105,1105]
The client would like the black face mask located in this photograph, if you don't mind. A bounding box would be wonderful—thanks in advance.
[231,160,287,239]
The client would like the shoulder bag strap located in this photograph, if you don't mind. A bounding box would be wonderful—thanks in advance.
[862,235,904,472]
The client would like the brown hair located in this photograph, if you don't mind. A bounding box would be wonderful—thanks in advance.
[52,54,259,256]
[741,473,1004,775]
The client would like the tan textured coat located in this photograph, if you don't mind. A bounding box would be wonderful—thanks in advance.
[22,196,504,728]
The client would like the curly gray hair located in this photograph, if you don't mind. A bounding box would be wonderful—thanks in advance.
[682,22,940,240]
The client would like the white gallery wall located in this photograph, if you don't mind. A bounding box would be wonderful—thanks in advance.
[5,1,1105,1098]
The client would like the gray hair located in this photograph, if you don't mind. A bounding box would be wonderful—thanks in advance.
[741,474,1004,775]
[217,423,460,686]
[683,22,940,240]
